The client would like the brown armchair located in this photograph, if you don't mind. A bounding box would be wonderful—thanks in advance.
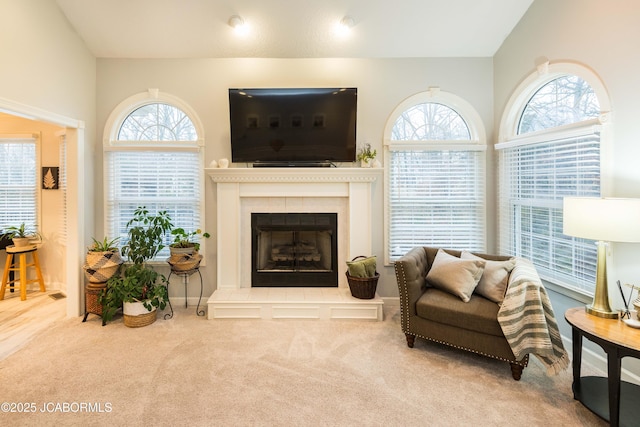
[393,247,531,380]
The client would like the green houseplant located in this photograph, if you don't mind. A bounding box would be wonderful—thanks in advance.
[357,143,377,167]
[167,227,209,272]
[169,228,210,254]
[4,222,41,247]
[100,207,173,326]
[83,236,123,284]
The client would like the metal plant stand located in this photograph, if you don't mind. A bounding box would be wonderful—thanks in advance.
[165,267,204,319]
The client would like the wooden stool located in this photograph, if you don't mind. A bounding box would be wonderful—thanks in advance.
[1,245,46,301]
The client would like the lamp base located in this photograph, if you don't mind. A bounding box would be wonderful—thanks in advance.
[585,304,619,319]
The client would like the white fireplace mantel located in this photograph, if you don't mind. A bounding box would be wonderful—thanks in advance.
[206,167,382,184]
[205,167,384,320]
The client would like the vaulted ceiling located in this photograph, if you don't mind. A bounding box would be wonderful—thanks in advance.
[55,0,533,58]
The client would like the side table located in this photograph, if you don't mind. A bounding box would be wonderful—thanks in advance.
[165,267,204,319]
[565,307,640,427]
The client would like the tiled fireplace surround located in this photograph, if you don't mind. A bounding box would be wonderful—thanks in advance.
[205,167,383,320]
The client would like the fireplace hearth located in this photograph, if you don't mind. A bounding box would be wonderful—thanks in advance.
[251,213,338,287]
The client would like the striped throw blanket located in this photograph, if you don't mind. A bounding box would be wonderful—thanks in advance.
[497,258,569,375]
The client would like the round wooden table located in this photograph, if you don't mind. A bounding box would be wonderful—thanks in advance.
[565,307,640,427]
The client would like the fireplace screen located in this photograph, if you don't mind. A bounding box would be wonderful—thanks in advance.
[251,213,338,287]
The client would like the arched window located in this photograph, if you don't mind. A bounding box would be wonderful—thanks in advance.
[103,90,205,261]
[497,63,610,295]
[384,89,486,263]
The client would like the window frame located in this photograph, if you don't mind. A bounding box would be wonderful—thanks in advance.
[497,62,612,298]
[383,88,487,265]
[102,89,206,263]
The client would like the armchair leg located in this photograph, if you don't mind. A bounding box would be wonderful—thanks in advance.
[510,363,524,381]
[405,333,416,348]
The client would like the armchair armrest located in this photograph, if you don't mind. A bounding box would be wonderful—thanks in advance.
[394,247,430,328]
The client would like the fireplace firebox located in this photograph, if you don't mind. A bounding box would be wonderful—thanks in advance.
[251,213,338,287]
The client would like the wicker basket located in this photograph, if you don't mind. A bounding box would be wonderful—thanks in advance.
[83,251,123,283]
[346,271,379,299]
[123,310,157,328]
[167,253,203,272]
[85,286,104,316]
[123,301,157,328]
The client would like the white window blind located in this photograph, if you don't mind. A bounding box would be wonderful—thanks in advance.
[59,134,67,244]
[105,150,201,260]
[0,137,38,231]
[497,128,601,293]
[388,148,485,260]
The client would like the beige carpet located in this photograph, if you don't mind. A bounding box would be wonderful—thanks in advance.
[1,305,605,427]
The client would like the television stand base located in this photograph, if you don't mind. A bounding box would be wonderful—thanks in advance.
[252,161,335,168]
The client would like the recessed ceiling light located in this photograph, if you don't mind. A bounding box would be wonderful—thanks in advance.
[335,16,355,37]
[228,15,248,35]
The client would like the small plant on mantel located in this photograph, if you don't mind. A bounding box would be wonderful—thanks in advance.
[357,143,377,167]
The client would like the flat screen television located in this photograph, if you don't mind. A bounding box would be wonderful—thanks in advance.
[228,87,357,165]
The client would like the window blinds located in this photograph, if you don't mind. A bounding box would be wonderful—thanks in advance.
[388,149,485,260]
[497,128,600,294]
[105,150,201,260]
[0,138,37,231]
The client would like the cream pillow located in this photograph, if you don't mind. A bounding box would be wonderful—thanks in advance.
[461,251,516,303]
[425,249,485,303]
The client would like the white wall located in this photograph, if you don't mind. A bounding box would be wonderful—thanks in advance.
[0,0,96,315]
[494,0,640,378]
[494,0,640,309]
[96,57,494,298]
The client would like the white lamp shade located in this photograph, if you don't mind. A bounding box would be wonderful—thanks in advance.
[563,197,640,242]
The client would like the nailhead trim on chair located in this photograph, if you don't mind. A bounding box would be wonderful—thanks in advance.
[393,261,411,333]
[408,331,529,367]
[394,255,529,369]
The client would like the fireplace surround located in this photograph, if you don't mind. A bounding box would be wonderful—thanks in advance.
[205,167,383,320]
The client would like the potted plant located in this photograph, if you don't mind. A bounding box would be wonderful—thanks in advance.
[357,143,377,168]
[169,228,210,255]
[168,228,210,272]
[4,222,41,247]
[83,236,123,285]
[99,207,173,327]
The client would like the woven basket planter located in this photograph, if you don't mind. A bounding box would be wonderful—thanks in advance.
[123,301,157,328]
[83,250,124,283]
[167,252,203,272]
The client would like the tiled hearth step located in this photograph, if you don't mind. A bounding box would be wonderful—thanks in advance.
[207,287,383,320]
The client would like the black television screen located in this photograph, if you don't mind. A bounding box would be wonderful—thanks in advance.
[229,88,357,165]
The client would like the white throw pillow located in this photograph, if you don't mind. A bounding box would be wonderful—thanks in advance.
[425,249,485,303]
[461,251,516,303]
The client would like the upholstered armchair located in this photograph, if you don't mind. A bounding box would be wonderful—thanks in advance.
[393,247,532,380]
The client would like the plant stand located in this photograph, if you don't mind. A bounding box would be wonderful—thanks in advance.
[165,267,204,319]
[83,282,107,326]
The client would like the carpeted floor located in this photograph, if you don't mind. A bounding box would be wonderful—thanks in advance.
[1,305,606,426]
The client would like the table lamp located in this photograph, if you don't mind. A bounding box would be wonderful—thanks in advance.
[563,197,640,319]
